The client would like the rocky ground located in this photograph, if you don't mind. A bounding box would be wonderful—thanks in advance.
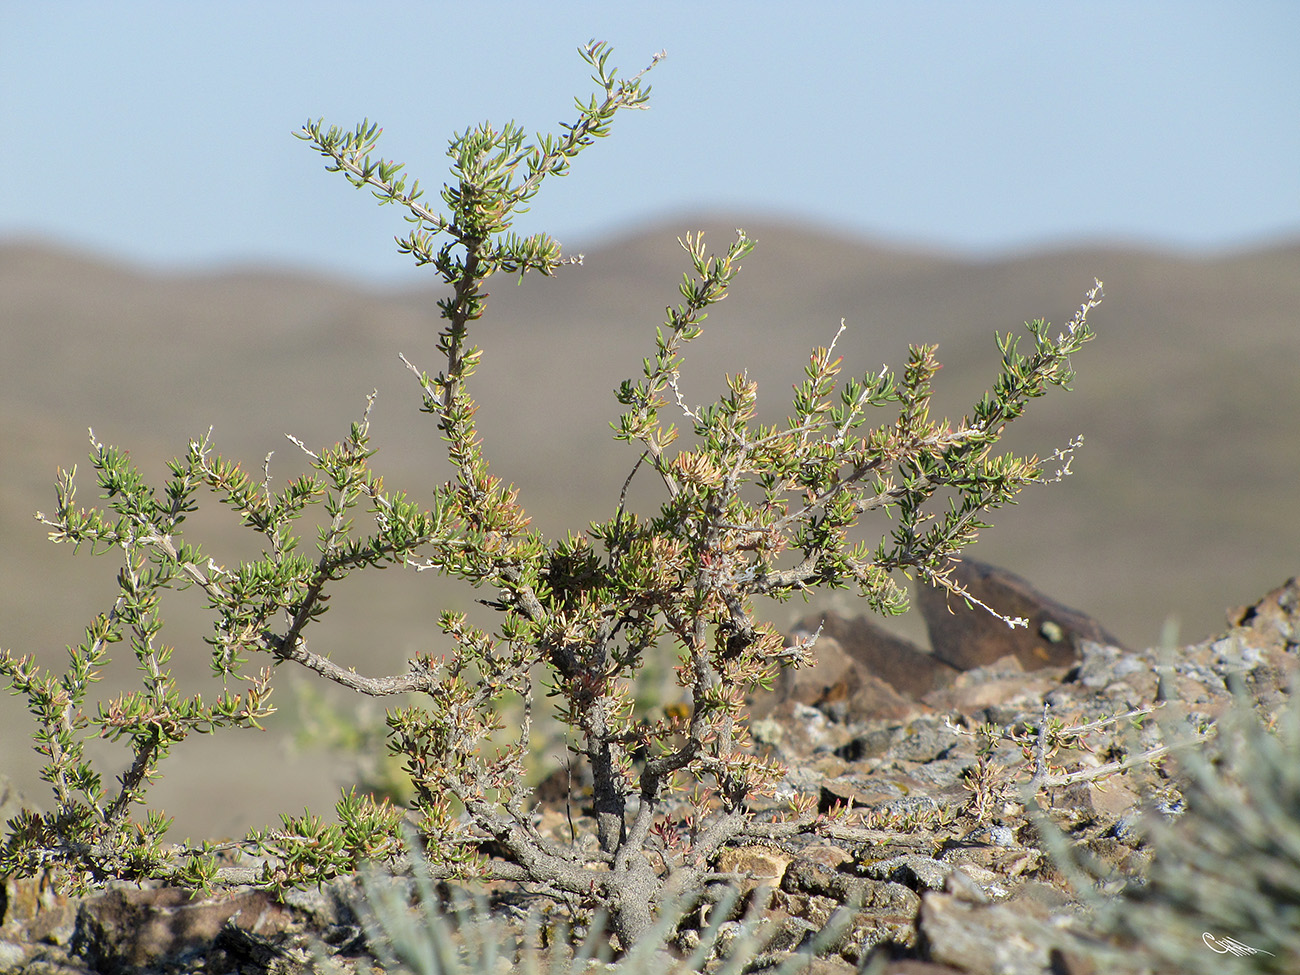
[2,561,1297,974]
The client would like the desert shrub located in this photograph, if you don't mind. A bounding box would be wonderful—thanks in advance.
[1037,688,1300,974]
[355,831,859,975]
[0,41,1100,949]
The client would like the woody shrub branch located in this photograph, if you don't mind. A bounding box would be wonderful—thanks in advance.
[1,41,1099,948]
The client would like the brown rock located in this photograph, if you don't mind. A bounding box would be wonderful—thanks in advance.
[769,629,858,712]
[0,778,78,950]
[877,963,967,975]
[919,558,1127,672]
[782,858,921,917]
[1226,576,1299,652]
[815,657,926,723]
[792,612,960,697]
[753,628,922,724]
[71,887,292,974]
[922,656,1066,713]
[0,869,76,948]
[714,844,793,894]
[793,844,854,872]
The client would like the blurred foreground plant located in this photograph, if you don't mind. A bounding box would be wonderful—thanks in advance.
[1,41,1101,948]
[355,828,859,975]
[1036,687,1300,974]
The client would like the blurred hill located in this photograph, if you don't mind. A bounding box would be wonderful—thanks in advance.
[3,219,1298,835]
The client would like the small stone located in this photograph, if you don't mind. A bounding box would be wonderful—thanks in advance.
[1109,810,1143,844]
[1111,655,1146,679]
[714,844,793,893]
[749,717,784,746]
[794,844,853,872]
[967,824,1017,847]
[945,868,992,904]
[0,941,31,970]
[885,718,960,764]
[1077,643,1123,689]
[861,855,953,892]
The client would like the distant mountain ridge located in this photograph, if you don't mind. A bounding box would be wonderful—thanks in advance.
[3,220,1299,661]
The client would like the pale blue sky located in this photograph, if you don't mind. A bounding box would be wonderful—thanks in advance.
[2,2,1297,283]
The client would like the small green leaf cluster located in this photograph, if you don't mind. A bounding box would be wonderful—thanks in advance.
[0,432,277,891]
[0,416,432,891]
[1,41,1100,950]
[245,788,404,895]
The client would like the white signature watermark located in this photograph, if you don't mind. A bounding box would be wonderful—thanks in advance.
[1203,932,1275,958]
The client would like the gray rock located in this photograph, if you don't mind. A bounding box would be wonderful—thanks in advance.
[782,858,921,918]
[862,855,953,892]
[885,718,960,764]
[919,891,1132,975]
[965,824,1017,848]
[1076,642,1124,690]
